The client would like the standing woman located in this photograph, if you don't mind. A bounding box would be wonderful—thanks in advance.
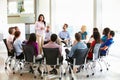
[35,14,46,54]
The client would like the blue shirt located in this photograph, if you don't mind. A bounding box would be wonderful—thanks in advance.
[78,31,87,40]
[13,38,23,56]
[59,31,70,40]
[68,42,87,57]
[101,35,107,43]
[44,31,52,41]
[100,38,114,55]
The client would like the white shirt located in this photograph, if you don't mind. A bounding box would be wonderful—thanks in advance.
[44,31,52,41]
[35,21,45,36]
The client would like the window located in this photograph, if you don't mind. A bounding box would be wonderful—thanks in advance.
[8,0,34,14]
[52,0,93,39]
[8,0,17,14]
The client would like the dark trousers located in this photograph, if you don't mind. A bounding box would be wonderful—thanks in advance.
[16,52,24,60]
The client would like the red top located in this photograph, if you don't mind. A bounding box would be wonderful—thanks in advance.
[87,41,96,59]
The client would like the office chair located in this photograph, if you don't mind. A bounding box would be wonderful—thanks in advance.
[42,48,63,80]
[64,48,89,80]
[99,45,112,71]
[86,43,102,76]
[22,44,42,78]
[12,46,24,74]
[3,39,14,70]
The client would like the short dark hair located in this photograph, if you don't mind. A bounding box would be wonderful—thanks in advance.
[75,33,81,41]
[51,34,57,42]
[110,30,115,37]
[64,23,68,28]
[14,31,21,38]
[8,27,14,34]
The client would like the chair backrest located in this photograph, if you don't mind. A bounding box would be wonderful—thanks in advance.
[3,39,14,56]
[93,43,101,60]
[42,48,60,65]
[3,39,9,53]
[72,48,88,65]
[22,44,35,62]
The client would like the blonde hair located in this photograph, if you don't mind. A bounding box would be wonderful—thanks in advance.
[81,25,87,32]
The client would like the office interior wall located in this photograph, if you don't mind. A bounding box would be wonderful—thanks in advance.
[0,0,8,40]
[51,0,93,40]
[102,0,120,32]
[38,0,50,26]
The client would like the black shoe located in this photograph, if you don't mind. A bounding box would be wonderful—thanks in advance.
[49,69,57,75]
[65,58,73,63]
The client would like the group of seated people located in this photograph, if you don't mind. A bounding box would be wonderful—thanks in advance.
[5,25,115,75]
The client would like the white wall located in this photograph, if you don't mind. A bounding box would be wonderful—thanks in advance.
[38,0,50,25]
[0,0,8,39]
[51,0,93,39]
[102,0,120,31]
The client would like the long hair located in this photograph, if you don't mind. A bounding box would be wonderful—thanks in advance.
[38,14,46,26]
[27,33,36,43]
[93,32,101,43]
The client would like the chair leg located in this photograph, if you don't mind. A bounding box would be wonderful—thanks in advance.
[97,59,103,72]
[5,56,12,69]
[64,64,70,76]
[59,65,62,79]
[85,63,90,77]
[69,65,74,80]
[102,58,109,70]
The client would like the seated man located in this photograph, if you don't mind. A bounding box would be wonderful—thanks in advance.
[44,25,52,44]
[65,33,87,73]
[100,30,115,56]
[58,23,70,47]
[43,34,63,74]
[66,33,87,59]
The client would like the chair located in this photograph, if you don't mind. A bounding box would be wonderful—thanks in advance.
[3,39,14,70]
[86,43,102,75]
[64,48,89,79]
[12,43,25,74]
[42,48,62,80]
[21,44,41,78]
[99,44,112,71]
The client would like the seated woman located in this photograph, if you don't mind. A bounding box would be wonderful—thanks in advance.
[87,27,99,48]
[101,27,110,43]
[87,31,101,60]
[26,33,43,74]
[26,33,43,60]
